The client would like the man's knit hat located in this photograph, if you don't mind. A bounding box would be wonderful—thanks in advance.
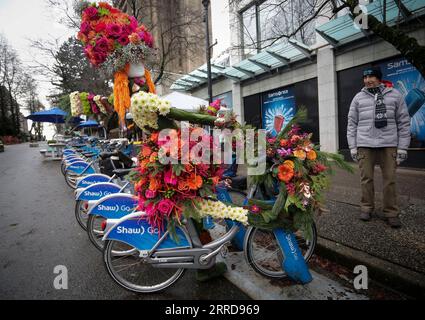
[363,67,382,80]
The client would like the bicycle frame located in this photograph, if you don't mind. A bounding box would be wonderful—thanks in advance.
[103,211,241,270]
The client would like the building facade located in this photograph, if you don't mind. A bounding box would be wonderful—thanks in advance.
[115,0,209,95]
[172,0,425,168]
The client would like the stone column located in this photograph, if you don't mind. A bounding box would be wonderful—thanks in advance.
[232,82,244,124]
[317,46,339,152]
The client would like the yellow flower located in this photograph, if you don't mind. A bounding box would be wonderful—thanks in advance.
[294,149,306,160]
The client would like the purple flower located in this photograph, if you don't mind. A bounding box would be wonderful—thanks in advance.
[277,148,292,157]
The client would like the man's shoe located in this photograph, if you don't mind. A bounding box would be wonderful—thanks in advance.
[359,212,371,221]
[387,217,402,228]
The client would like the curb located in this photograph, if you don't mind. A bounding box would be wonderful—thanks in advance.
[316,236,425,299]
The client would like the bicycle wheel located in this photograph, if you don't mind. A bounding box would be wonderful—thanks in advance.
[103,234,191,293]
[87,214,106,251]
[244,223,317,279]
[75,200,89,231]
[65,171,78,189]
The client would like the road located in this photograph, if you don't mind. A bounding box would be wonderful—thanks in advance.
[0,143,250,300]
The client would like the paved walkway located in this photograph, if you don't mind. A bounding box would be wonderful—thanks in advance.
[320,166,425,275]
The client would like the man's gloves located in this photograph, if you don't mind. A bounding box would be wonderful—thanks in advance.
[350,148,358,162]
[396,149,408,165]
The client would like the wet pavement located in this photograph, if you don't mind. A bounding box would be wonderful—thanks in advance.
[0,143,250,300]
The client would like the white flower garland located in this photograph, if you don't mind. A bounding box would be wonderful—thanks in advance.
[198,199,249,225]
[70,91,83,116]
[130,91,171,132]
[93,95,107,114]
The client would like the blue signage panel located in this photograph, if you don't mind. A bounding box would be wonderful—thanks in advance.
[379,57,425,145]
[106,218,190,250]
[77,174,111,188]
[77,183,122,201]
[262,87,296,136]
[67,161,95,175]
[89,195,138,219]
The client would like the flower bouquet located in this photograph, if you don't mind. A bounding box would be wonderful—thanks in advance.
[77,2,157,125]
[70,91,114,117]
[246,109,352,240]
[127,128,249,237]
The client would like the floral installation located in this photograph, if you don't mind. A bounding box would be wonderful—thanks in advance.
[77,2,158,126]
[248,108,352,239]
[69,91,113,117]
[198,199,249,225]
[77,2,154,71]
[130,91,172,132]
[70,91,83,116]
[127,128,225,235]
[79,92,92,116]
[94,95,107,114]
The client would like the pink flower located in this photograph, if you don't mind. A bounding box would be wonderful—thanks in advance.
[267,138,276,144]
[106,23,122,38]
[129,16,138,30]
[145,190,157,199]
[250,205,261,214]
[80,22,91,35]
[157,199,175,216]
[145,202,157,216]
[95,37,109,53]
[84,7,98,20]
[164,168,177,186]
[117,35,130,46]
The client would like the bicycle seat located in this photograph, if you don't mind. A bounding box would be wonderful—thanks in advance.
[100,151,119,160]
[113,168,132,178]
[83,153,97,158]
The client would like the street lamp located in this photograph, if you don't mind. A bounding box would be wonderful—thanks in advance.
[202,0,213,103]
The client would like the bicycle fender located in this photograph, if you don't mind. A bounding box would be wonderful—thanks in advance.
[66,161,95,175]
[273,229,313,284]
[75,182,122,201]
[88,194,138,219]
[103,212,190,250]
[76,174,112,188]
[216,186,247,251]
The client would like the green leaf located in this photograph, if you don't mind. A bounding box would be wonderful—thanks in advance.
[172,164,185,176]
[271,183,287,218]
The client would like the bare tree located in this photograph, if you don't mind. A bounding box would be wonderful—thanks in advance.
[116,0,205,86]
[231,0,425,76]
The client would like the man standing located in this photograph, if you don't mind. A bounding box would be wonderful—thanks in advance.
[347,67,411,228]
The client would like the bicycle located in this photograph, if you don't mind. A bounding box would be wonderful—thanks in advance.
[101,183,316,293]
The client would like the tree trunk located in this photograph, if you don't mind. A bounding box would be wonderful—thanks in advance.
[346,0,425,76]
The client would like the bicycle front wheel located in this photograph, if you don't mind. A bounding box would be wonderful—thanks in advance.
[244,223,317,279]
[75,200,89,231]
[103,240,188,293]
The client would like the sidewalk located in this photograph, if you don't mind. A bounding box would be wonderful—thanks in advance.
[316,165,425,298]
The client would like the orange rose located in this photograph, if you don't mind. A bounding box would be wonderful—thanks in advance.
[307,150,317,160]
[210,176,220,185]
[294,149,306,160]
[142,146,152,157]
[178,179,190,191]
[187,173,203,190]
[277,163,294,183]
[280,139,289,147]
[150,132,159,143]
[148,178,161,191]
